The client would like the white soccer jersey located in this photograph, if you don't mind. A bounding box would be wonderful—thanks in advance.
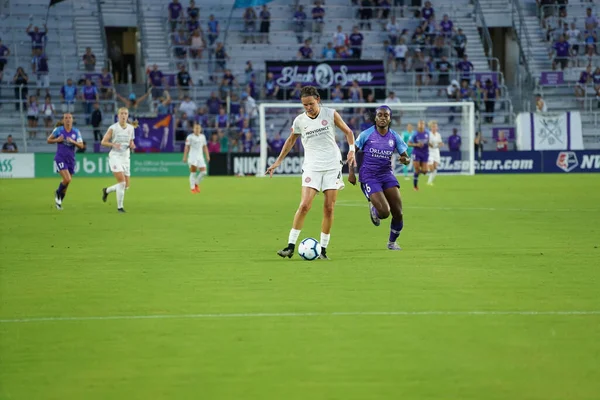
[429,131,443,158]
[185,133,207,160]
[109,122,135,158]
[292,106,342,172]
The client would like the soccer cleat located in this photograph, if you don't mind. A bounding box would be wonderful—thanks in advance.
[55,192,62,206]
[413,187,419,191]
[318,248,330,260]
[277,245,295,258]
[369,204,381,227]
[387,242,402,250]
[102,188,108,202]
[55,203,62,210]
[191,185,200,194]
[118,208,126,213]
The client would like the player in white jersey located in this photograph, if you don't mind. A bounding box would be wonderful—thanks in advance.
[100,107,137,213]
[183,123,210,193]
[427,120,444,186]
[266,86,356,260]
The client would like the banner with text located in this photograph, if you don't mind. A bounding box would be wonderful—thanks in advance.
[0,154,35,178]
[516,112,583,151]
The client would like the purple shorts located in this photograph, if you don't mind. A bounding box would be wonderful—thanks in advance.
[360,173,399,199]
[54,157,75,175]
[412,152,429,163]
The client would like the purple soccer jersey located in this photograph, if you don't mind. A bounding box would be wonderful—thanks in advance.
[355,126,408,195]
[52,126,82,174]
[82,85,97,101]
[409,130,430,163]
[269,137,285,154]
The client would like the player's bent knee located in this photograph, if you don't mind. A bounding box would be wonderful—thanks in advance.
[378,207,391,219]
[298,202,312,215]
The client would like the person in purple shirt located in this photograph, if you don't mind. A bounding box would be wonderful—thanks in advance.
[298,39,313,59]
[440,14,454,38]
[80,79,99,124]
[47,113,84,210]
[348,105,410,251]
[456,55,474,83]
[99,67,113,108]
[148,64,165,99]
[348,26,364,59]
[264,72,280,100]
[268,132,285,154]
[551,35,570,70]
[168,0,183,32]
[26,24,47,52]
[592,66,600,99]
[240,120,254,152]
[407,120,430,191]
[206,92,221,115]
[575,65,591,100]
[0,39,10,72]
[484,79,499,123]
[448,128,461,151]
[259,5,271,44]
[214,107,229,129]
[293,5,307,44]
[311,1,325,43]
[421,1,435,22]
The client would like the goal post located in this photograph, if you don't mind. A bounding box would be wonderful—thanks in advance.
[258,101,475,177]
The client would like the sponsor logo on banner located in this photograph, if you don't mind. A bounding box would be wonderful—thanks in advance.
[537,114,565,147]
[580,154,600,170]
[233,155,304,175]
[556,151,579,172]
[437,157,535,172]
[0,154,35,178]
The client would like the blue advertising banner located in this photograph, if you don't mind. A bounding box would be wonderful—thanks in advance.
[266,60,386,90]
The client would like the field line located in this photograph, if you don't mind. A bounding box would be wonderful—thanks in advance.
[336,202,598,212]
[1,310,599,324]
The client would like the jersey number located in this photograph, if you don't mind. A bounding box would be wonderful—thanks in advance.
[57,162,64,169]
[364,184,372,193]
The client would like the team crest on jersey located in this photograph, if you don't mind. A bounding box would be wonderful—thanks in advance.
[321,120,328,126]
[305,177,311,183]
[71,134,76,139]
[388,139,395,147]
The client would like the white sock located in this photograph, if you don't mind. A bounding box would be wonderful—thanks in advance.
[116,182,126,209]
[288,228,301,246]
[106,183,120,193]
[320,232,330,249]
[189,173,196,189]
[196,171,206,185]
[428,170,436,184]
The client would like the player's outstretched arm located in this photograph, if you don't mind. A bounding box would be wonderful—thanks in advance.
[266,130,300,177]
[333,110,356,167]
[101,128,119,149]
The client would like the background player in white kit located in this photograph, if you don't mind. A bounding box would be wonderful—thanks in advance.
[266,86,356,260]
[101,107,137,213]
[183,123,210,193]
[427,120,444,186]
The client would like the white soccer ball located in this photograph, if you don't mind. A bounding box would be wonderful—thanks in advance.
[298,238,321,261]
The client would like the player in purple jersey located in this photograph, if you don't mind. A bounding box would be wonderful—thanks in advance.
[348,106,410,250]
[46,113,84,210]
[407,120,429,191]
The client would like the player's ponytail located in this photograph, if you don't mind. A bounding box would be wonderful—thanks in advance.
[54,121,64,128]
[131,119,139,128]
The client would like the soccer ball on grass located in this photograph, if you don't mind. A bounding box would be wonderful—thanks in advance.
[298,238,321,261]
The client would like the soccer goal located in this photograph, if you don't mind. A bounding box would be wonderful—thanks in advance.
[257,101,475,177]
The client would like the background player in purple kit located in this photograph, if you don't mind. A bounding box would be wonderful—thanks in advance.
[46,113,84,210]
[408,120,429,191]
[348,105,410,251]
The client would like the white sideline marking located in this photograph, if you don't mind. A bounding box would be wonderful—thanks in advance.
[1,310,599,324]
[336,202,599,213]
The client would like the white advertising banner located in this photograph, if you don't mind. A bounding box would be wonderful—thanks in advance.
[0,154,35,178]
[516,112,583,151]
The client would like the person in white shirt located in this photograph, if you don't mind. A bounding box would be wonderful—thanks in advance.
[182,123,210,193]
[266,86,356,260]
[393,39,408,73]
[332,25,346,51]
[179,95,197,117]
[386,16,401,45]
[101,107,137,213]
[535,94,548,112]
[427,120,444,185]
[566,22,581,57]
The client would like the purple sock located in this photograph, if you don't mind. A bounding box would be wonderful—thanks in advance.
[389,219,404,243]
[413,172,419,188]
[57,182,68,200]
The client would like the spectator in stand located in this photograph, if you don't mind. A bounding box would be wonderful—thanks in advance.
[268,132,285,155]
[148,64,165,100]
[574,65,591,103]
[168,0,183,32]
[322,42,336,59]
[80,79,99,125]
[0,39,10,72]
[412,26,426,52]
[26,24,47,53]
[359,0,373,31]
[31,51,49,97]
[196,106,209,128]
[421,1,434,22]
[336,45,351,58]
[584,7,598,32]
[220,69,238,98]
[207,132,220,153]
[456,54,474,84]
[173,29,188,60]
[99,68,113,111]
[550,35,570,70]
[109,41,123,83]
[206,92,222,115]
[240,120,255,153]
[293,5,307,44]
[187,16,200,34]
[413,50,426,88]
[214,107,230,130]
[41,95,55,134]
[392,38,408,73]
[386,15,401,45]
[176,112,191,140]
[214,42,229,77]
[259,5,271,44]
[82,47,96,72]
[289,82,302,100]
[177,64,192,99]
[378,0,391,21]
[264,72,280,100]
[592,66,600,99]
[115,88,151,119]
[91,102,103,141]
[331,83,343,102]
[566,22,581,59]
[187,0,199,21]
[234,106,248,129]
[348,79,364,103]
[333,26,347,52]
[458,79,472,103]
[431,36,448,60]
[436,55,451,89]
[312,1,325,43]
[448,128,461,151]
[207,15,219,46]
[242,7,257,44]
[156,90,172,116]
[218,129,230,152]
[26,95,39,139]
[190,29,205,67]
[535,93,548,112]
[241,92,257,126]
[349,26,364,59]
[496,130,508,151]
[474,131,486,160]
[60,78,76,113]
[453,28,467,58]
[13,67,29,111]
[440,14,454,40]
[2,135,18,153]
[179,95,197,120]
[298,39,314,59]
[484,79,499,123]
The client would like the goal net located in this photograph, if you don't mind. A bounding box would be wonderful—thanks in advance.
[257,101,475,177]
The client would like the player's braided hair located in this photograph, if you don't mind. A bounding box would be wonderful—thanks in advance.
[130,119,139,128]
[300,85,320,99]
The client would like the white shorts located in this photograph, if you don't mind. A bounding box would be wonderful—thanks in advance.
[109,155,131,176]
[188,155,206,169]
[302,168,345,192]
[428,150,441,164]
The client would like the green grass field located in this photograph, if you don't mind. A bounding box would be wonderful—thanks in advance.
[1,174,599,400]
